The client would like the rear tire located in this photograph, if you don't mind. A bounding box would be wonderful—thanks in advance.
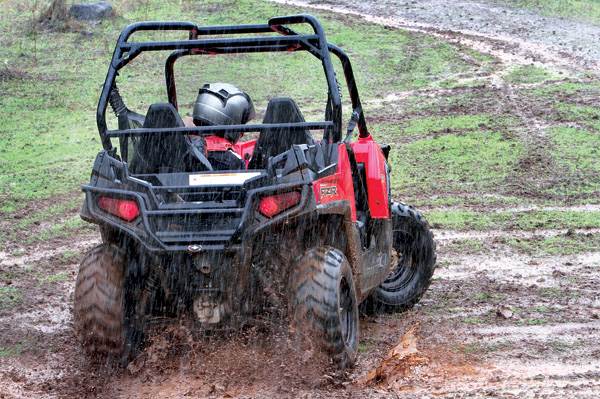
[370,202,436,312]
[289,246,359,369]
[73,244,144,365]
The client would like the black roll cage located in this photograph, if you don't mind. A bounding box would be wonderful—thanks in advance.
[97,14,369,153]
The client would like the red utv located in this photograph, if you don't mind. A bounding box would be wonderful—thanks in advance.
[74,14,436,369]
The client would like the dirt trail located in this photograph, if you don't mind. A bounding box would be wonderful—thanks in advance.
[273,0,600,74]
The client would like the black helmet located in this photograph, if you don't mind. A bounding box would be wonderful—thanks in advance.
[193,83,255,127]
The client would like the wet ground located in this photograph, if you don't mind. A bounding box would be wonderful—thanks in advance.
[1,224,599,398]
[279,0,600,71]
[2,0,600,398]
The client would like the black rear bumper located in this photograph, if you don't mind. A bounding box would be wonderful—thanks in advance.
[82,182,314,252]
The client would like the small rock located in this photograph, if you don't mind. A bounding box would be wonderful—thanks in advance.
[496,305,514,319]
[69,2,113,21]
[552,269,566,278]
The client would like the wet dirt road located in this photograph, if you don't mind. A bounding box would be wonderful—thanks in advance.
[1,225,599,398]
[275,0,600,73]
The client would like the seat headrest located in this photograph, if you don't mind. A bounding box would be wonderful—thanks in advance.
[143,103,184,128]
[262,97,306,124]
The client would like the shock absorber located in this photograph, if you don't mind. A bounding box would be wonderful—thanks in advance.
[108,85,127,117]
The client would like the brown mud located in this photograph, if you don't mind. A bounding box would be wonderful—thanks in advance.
[1,223,599,398]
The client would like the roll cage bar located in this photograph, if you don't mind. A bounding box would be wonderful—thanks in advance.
[97,14,368,152]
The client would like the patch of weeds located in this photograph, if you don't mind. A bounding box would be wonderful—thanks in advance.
[38,272,69,284]
[538,287,582,300]
[0,286,22,309]
[473,291,505,302]
[15,196,82,230]
[528,81,600,98]
[444,238,488,254]
[499,233,600,255]
[399,114,501,136]
[357,339,376,353]
[462,340,510,355]
[548,127,600,195]
[553,103,600,125]
[59,249,79,263]
[548,339,582,353]
[463,316,486,325]
[0,343,23,358]
[501,0,600,24]
[520,318,548,326]
[504,65,555,85]
[401,194,524,209]
[28,215,91,244]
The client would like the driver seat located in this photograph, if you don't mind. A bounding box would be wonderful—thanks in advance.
[248,97,314,169]
[130,103,210,173]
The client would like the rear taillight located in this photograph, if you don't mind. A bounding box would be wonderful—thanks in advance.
[258,191,301,218]
[97,196,140,222]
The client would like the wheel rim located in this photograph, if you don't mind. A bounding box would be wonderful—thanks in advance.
[339,277,355,346]
[380,250,417,293]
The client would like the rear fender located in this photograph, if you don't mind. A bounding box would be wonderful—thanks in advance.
[350,135,390,219]
[313,144,357,221]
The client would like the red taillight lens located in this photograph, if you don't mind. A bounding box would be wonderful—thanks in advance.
[97,196,140,222]
[258,191,301,218]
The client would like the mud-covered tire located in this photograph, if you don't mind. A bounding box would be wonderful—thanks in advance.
[73,244,143,365]
[370,202,436,312]
[289,246,359,369]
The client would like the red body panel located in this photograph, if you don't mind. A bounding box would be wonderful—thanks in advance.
[350,135,390,219]
[313,144,357,221]
[205,135,257,169]
[204,135,388,220]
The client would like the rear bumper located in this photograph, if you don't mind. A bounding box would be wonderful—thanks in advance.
[81,183,314,252]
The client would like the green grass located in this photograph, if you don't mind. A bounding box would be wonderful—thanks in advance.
[504,65,555,84]
[549,127,600,193]
[428,209,600,230]
[0,286,22,309]
[390,131,523,195]
[0,0,497,214]
[444,232,600,255]
[398,114,507,136]
[501,0,600,24]
[38,272,69,284]
[529,81,600,98]
[500,233,600,255]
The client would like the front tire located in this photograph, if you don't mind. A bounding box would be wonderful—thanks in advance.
[73,244,144,365]
[371,202,436,312]
[289,246,359,369]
